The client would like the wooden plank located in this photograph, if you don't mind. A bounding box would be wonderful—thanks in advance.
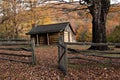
[0,57,32,64]
[31,39,36,65]
[0,43,31,46]
[39,35,47,44]
[65,42,120,46]
[47,33,50,45]
[67,49,120,54]
[68,56,120,64]
[68,49,120,59]
[0,39,30,41]
[0,48,32,52]
[0,52,32,57]
[36,34,39,46]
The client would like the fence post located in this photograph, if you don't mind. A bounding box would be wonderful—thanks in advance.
[58,36,68,75]
[31,38,36,65]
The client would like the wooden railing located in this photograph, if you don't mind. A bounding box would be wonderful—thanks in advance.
[58,37,120,74]
[0,39,36,65]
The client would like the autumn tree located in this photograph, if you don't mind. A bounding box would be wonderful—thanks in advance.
[0,0,28,38]
[79,0,110,50]
[0,0,13,38]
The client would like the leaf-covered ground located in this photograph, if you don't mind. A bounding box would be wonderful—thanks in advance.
[0,46,120,80]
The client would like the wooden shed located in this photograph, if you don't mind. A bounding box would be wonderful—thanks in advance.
[26,22,76,46]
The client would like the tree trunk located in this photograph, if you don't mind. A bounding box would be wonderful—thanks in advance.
[88,0,110,50]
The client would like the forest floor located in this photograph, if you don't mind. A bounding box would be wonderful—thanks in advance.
[0,46,120,80]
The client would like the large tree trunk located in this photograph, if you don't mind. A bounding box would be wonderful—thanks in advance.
[88,0,110,50]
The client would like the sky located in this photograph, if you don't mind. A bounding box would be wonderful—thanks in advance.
[111,0,120,4]
[63,0,120,4]
[0,0,120,4]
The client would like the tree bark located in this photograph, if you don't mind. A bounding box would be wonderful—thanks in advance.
[88,0,110,50]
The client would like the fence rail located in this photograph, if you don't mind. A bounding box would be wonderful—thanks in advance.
[58,37,120,75]
[0,39,30,41]
[0,39,36,65]
[65,42,120,46]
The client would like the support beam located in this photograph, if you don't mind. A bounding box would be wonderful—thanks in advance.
[68,32,70,42]
[36,34,39,46]
[47,33,50,45]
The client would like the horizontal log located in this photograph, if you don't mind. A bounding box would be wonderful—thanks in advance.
[0,52,32,57]
[65,42,120,46]
[0,39,35,65]
[0,42,31,46]
[68,56,120,64]
[69,52,120,59]
[0,57,32,64]
[0,39,30,41]
[92,55,120,59]
[0,48,32,52]
[68,48,120,54]
[68,50,120,59]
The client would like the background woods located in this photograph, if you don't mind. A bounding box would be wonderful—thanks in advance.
[0,0,119,42]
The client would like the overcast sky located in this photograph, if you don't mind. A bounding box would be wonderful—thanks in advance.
[111,0,120,4]
[0,0,120,4]
[63,0,120,4]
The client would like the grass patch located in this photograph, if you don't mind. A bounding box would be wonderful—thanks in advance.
[68,62,112,70]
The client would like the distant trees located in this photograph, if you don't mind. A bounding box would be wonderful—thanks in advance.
[0,0,25,38]
[76,22,92,42]
[0,0,55,38]
[0,0,119,42]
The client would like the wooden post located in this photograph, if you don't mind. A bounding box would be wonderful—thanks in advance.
[58,36,67,75]
[36,34,39,46]
[61,44,67,75]
[31,38,36,65]
[68,32,70,42]
[47,33,49,45]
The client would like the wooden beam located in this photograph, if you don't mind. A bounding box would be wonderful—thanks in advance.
[65,42,120,46]
[68,32,70,42]
[36,34,39,46]
[0,48,31,51]
[0,52,32,57]
[0,43,30,46]
[47,33,49,45]
[0,57,32,64]
[0,39,30,42]
[31,39,36,65]
[68,56,120,64]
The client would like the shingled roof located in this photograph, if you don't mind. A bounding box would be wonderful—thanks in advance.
[27,22,75,35]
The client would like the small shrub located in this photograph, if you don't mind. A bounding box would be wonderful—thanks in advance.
[107,25,120,43]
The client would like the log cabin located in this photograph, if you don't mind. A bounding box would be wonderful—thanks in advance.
[26,22,76,46]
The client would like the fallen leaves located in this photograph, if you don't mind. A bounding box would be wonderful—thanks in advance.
[0,46,120,79]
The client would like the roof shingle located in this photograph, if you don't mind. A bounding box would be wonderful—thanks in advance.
[27,22,75,35]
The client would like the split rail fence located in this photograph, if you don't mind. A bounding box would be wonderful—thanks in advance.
[58,36,120,74]
[0,39,36,65]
